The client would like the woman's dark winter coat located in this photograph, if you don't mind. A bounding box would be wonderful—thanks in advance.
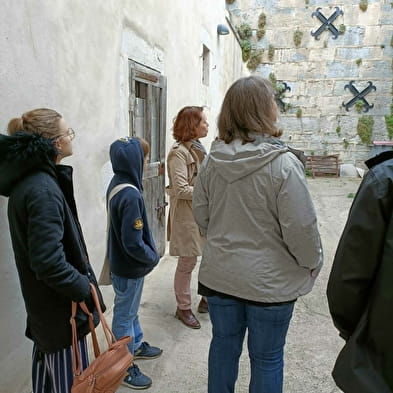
[327,151,393,393]
[0,132,104,353]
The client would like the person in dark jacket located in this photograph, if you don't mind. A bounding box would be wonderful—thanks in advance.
[107,136,162,390]
[0,108,105,393]
[327,150,393,393]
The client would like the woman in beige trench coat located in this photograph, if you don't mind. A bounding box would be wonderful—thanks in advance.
[166,106,208,329]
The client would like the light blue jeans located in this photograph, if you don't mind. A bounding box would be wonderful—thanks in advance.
[111,273,144,354]
[207,296,294,393]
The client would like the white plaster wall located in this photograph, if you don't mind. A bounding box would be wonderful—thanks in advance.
[0,1,246,391]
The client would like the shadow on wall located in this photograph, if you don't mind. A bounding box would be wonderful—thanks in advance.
[0,196,33,393]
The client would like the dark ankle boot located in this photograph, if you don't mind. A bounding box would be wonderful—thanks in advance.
[197,297,209,313]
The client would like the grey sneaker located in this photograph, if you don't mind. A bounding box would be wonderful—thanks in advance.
[134,341,163,360]
[122,364,152,390]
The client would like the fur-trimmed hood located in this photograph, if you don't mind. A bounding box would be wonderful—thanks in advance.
[0,132,57,196]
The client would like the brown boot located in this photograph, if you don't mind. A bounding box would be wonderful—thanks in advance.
[175,308,201,329]
[197,297,209,313]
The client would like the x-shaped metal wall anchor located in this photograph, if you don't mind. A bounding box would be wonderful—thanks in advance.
[342,81,376,112]
[311,7,343,40]
[274,82,291,112]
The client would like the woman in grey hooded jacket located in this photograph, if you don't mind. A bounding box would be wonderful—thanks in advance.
[192,76,323,393]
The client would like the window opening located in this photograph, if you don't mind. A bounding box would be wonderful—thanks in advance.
[202,45,210,86]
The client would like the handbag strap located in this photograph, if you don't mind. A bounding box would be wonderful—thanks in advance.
[70,283,117,377]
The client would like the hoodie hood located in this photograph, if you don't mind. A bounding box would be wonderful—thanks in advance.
[109,137,144,190]
[208,134,288,184]
[0,132,57,197]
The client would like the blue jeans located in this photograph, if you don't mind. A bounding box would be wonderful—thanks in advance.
[207,296,294,393]
[111,273,144,354]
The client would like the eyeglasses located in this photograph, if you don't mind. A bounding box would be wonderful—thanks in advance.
[54,128,75,141]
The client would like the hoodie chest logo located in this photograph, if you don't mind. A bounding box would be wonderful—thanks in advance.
[133,218,144,230]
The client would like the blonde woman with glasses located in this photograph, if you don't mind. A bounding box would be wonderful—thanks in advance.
[0,108,105,393]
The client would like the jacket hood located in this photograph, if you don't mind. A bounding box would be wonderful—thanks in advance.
[365,150,393,169]
[109,137,144,190]
[0,132,57,197]
[208,134,288,184]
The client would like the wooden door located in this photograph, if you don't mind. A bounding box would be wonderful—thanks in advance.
[129,60,167,256]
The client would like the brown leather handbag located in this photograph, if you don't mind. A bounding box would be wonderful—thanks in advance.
[70,283,133,393]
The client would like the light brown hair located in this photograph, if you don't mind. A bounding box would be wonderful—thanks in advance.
[7,108,62,138]
[172,106,204,142]
[135,136,150,158]
[218,76,281,144]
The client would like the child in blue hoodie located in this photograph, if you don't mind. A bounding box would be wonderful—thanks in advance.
[107,136,162,389]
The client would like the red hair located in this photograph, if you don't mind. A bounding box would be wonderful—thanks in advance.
[172,106,204,142]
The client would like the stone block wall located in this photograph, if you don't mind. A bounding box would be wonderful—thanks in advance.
[227,0,393,166]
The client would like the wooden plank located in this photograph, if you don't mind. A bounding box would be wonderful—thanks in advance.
[136,71,159,83]
[306,154,339,178]
[372,141,393,146]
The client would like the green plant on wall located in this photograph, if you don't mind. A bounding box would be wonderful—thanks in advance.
[385,102,393,140]
[296,108,303,118]
[293,30,303,48]
[247,50,263,71]
[356,58,362,66]
[269,72,277,85]
[268,73,292,112]
[237,23,252,40]
[359,0,368,12]
[258,13,266,29]
[240,40,252,61]
[391,33,393,47]
[257,13,266,40]
[268,44,275,61]
[343,139,349,149]
[226,0,235,4]
[237,23,253,62]
[357,116,374,144]
[336,116,342,135]
[339,24,346,35]
[355,100,365,113]
[257,28,266,40]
